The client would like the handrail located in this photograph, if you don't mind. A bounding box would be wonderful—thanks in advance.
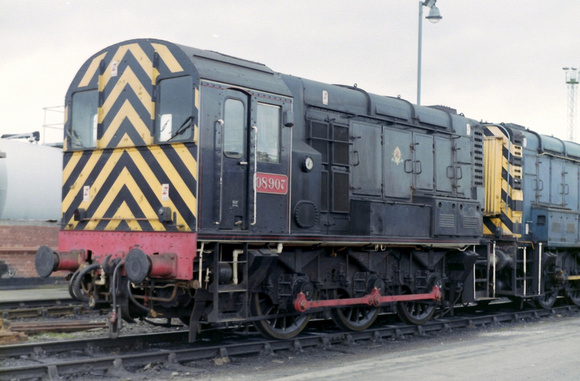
[251,126,258,226]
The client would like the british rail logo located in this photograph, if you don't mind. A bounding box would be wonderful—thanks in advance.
[392,146,403,165]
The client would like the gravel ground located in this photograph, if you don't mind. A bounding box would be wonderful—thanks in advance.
[25,316,189,342]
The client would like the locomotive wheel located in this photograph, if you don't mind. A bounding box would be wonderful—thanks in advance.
[535,260,559,309]
[330,289,380,331]
[535,272,558,309]
[564,281,580,306]
[251,293,310,340]
[535,289,558,309]
[396,289,436,325]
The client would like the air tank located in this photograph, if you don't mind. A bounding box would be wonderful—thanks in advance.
[0,139,62,220]
[0,149,6,218]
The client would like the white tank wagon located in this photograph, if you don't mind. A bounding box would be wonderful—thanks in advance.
[0,137,62,221]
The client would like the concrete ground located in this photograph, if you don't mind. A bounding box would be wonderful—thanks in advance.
[184,314,580,381]
[0,285,70,303]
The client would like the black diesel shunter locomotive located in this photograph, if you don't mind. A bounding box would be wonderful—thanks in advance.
[35,39,580,341]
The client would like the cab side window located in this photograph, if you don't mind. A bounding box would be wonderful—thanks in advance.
[223,99,245,158]
[257,103,280,163]
[70,90,98,149]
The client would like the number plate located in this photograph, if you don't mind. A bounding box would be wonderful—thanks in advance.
[256,172,288,195]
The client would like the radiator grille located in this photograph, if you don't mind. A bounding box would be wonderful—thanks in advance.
[439,213,455,228]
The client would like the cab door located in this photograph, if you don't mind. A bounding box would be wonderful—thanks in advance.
[252,99,292,233]
[207,85,292,233]
[214,89,250,229]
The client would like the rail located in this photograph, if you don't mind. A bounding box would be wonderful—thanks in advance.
[1,303,578,380]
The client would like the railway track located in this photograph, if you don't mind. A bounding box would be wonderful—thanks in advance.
[0,298,87,320]
[8,320,107,334]
[1,303,578,380]
[0,296,106,344]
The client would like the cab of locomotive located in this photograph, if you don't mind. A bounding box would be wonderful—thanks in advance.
[37,40,300,326]
[36,41,202,323]
[62,41,199,236]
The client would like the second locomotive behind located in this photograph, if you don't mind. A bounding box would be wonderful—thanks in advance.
[35,39,580,340]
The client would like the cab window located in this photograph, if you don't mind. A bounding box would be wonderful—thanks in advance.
[70,90,98,149]
[257,103,280,163]
[223,99,244,158]
[156,76,194,142]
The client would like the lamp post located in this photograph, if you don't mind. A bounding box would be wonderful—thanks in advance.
[417,0,442,105]
[563,67,579,142]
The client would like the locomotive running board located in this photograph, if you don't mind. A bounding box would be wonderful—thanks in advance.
[294,286,442,312]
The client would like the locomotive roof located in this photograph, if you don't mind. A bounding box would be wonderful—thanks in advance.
[68,38,292,98]
[68,39,486,136]
[174,42,292,97]
[504,123,580,159]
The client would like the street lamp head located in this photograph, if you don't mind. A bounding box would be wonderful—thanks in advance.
[417,0,443,105]
[426,6,442,23]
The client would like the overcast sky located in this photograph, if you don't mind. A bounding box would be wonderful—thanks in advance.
[1,0,579,144]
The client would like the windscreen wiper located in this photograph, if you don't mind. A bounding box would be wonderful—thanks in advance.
[66,127,84,148]
[168,116,193,141]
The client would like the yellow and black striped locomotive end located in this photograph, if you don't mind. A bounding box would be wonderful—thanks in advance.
[483,125,523,238]
[62,39,199,232]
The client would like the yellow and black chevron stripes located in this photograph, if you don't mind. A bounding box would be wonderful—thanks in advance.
[100,98,151,148]
[74,40,192,149]
[63,40,199,232]
[151,43,184,74]
[79,43,184,89]
[483,126,523,237]
[78,52,107,88]
[62,143,197,232]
